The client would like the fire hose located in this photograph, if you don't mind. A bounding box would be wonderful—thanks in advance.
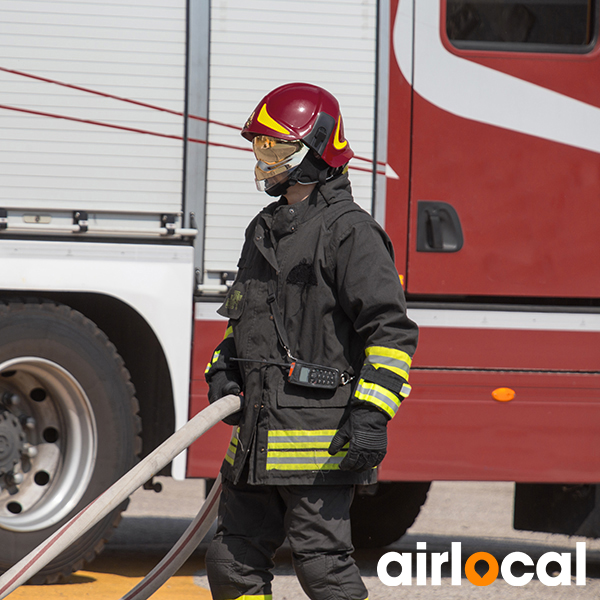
[0,394,242,599]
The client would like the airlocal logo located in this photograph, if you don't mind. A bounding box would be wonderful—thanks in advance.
[378,542,587,587]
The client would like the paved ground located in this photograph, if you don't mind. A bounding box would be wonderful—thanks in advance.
[10,477,600,599]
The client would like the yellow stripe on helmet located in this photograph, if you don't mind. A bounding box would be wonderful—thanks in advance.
[333,115,348,150]
[257,103,291,135]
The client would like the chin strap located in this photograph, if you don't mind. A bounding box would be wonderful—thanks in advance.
[265,177,294,197]
[265,152,334,197]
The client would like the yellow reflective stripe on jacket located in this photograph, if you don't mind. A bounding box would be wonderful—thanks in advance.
[224,428,239,466]
[205,326,233,374]
[266,450,348,471]
[235,595,273,600]
[268,429,339,450]
[266,429,348,471]
[204,349,221,374]
[355,378,403,419]
[365,345,412,380]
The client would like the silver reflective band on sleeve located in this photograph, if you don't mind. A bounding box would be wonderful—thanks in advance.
[365,345,412,380]
[354,379,403,419]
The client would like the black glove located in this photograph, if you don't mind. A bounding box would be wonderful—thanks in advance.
[208,370,243,426]
[328,404,388,472]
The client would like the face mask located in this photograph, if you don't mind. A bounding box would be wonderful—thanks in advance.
[253,136,309,194]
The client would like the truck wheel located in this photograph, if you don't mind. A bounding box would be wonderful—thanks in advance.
[351,481,431,548]
[0,299,141,583]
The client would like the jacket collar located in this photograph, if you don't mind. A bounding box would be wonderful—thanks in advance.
[318,172,353,206]
[252,172,353,269]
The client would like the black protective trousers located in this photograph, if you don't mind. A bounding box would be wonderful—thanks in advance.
[206,479,369,600]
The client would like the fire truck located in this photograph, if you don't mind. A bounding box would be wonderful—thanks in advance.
[1,0,599,582]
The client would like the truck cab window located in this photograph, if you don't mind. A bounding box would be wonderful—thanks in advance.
[447,0,596,51]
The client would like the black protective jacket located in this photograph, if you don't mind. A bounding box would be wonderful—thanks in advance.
[207,173,418,485]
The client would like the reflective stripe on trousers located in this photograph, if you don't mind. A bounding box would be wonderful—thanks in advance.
[266,429,348,472]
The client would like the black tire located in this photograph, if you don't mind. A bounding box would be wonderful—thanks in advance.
[351,481,431,548]
[0,299,141,583]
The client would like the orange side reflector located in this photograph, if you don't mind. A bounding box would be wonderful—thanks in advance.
[492,387,515,402]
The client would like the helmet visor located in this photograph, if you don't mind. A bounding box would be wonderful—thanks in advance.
[252,135,309,191]
[252,135,303,165]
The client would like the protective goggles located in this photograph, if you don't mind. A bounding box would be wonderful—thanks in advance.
[252,135,309,191]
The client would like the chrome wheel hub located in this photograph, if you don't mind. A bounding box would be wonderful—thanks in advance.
[0,358,97,532]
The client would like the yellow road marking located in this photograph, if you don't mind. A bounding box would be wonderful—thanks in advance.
[11,555,211,599]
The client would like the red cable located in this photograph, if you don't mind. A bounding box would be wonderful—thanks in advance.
[1,66,383,168]
[0,66,239,131]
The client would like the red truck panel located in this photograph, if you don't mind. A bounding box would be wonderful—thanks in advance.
[407,100,600,297]
[415,325,600,371]
[187,319,232,477]
[393,0,600,298]
[379,370,600,483]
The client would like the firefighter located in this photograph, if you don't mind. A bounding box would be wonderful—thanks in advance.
[204,82,418,600]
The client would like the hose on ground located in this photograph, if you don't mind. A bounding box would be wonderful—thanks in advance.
[119,473,223,600]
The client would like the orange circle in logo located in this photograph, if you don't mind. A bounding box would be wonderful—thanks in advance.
[465,552,499,586]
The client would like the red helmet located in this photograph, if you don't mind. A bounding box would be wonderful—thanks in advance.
[242,83,353,169]
[242,83,353,195]
[242,83,353,167]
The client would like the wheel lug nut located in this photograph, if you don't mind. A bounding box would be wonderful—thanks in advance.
[20,416,36,430]
[2,393,20,407]
[6,471,23,485]
[23,443,38,458]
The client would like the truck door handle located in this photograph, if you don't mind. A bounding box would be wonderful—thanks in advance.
[416,201,464,252]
